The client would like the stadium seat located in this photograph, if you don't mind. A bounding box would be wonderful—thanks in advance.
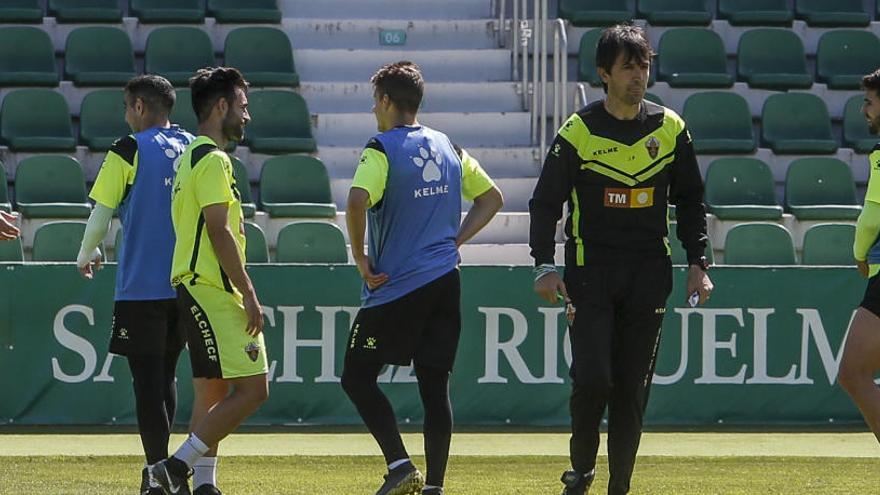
[736,29,811,90]
[224,27,299,87]
[723,223,796,265]
[0,0,42,23]
[795,0,870,27]
[784,158,861,220]
[275,222,347,263]
[657,29,733,88]
[208,0,281,23]
[704,158,782,220]
[244,222,269,263]
[801,223,856,265]
[0,27,58,86]
[668,223,715,265]
[48,0,121,22]
[0,162,10,212]
[682,92,755,153]
[260,155,336,218]
[245,91,317,153]
[816,31,880,90]
[144,27,215,86]
[557,0,634,27]
[79,90,130,152]
[577,29,603,86]
[130,0,205,23]
[169,89,198,132]
[761,93,837,154]
[0,237,23,262]
[1,90,76,152]
[230,156,256,218]
[65,27,136,87]
[14,155,90,218]
[644,92,663,106]
[843,95,876,154]
[637,0,711,26]
[32,222,97,262]
[717,0,793,26]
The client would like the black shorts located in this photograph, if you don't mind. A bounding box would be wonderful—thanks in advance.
[108,299,184,357]
[861,273,880,317]
[345,268,461,371]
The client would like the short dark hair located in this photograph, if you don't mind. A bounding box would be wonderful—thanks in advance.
[863,68,880,94]
[370,61,424,114]
[189,67,249,124]
[596,24,653,90]
[124,75,175,114]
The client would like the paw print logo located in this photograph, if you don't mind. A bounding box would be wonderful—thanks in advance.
[413,146,442,183]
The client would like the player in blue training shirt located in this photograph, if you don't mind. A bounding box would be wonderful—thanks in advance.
[342,61,504,495]
[77,75,195,495]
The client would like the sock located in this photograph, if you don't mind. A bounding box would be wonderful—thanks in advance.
[388,458,411,471]
[173,433,210,468]
[193,456,218,489]
[424,485,442,492]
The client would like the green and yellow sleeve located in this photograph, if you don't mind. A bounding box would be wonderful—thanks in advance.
[855,149,880,262]
[351,138,389,206]
[460,148,496,201]
[194,153,235,209]
[89,135,137,209]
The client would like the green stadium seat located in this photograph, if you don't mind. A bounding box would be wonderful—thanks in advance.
[761,93,837,154]
[784,158,861,221]
[682,92,755,153]
[577,29,603,86]
[0,163,10,213]
[844,95,876,153]
[208,0,281,23]
[245,91,316,153]
[230,156,256,218]
[65,27,136,87]
[145,27,215,86]
[130,0,205,23]
[718,0,793,26]
[260,155,336,218]
[48,0,121,22]
[557,0,634,27]
[0,0,42,23]
[0,237,23,262]
[816,31,880,90]
[724,223,796,265]
[801,223,856,265]
[737,29,811,90]
[275,222,347,263]
[1,90,75,152]
[795,0,869,27]
[225,28,298,87]
[169,89,198,132]
[32,222,99,262]
[80,90,130,152]
[668,222,714,265]
[0,27,58,87]
[657,29,733,88]
[638,0,711,26]
[244,222,269,263]
[644,92,663,106]
[704,158,782,221]
[14,155,90,218]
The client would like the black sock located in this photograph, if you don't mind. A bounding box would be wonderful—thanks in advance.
[128,352,178,465]
[416,365,452,487]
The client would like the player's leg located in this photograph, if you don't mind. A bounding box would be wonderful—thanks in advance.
[414,365,451,490]
[605,259,671,495]
[839,307,880,443]
[189,378,228,492]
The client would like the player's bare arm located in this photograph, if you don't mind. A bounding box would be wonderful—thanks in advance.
[456,185,503,247]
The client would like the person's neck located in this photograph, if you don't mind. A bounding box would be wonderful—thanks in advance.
[389,113,419,129]
[140,117,171,131]
[198,124,227,150]
[603,96,641,121]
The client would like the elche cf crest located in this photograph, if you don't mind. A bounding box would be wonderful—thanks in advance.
[245,342,261,362]
[645,136,660,159]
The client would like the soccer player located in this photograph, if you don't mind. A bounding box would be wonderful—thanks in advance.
[150,67,267,495]
[0,211,19,240]
[528,25,712,495]
[342,61,503,495]
[840,68,880,444]
[76,75,194,495]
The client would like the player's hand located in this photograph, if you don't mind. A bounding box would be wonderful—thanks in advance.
[857,259,870,278]
[77,248,103,280]
[534,271,569,305]
[354,253,388,290]
[243,292,264,337]
[686,265,713,306]
[0,211,20,240]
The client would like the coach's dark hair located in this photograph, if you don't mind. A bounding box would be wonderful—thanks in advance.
[371,61,424,114]
[863,68,880,94]
[596,24,653,92]
[189,67,249,124]
[124,75,175,114]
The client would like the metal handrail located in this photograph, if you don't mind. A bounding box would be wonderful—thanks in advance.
[575,83,588,110]
[551,18,568,152]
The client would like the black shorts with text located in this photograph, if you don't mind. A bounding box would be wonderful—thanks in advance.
[108,299,183,357]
